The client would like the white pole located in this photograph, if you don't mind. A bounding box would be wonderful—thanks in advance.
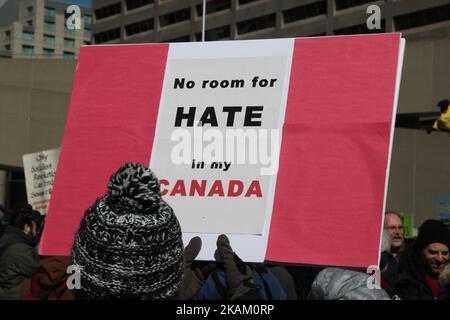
[202,0,206,41]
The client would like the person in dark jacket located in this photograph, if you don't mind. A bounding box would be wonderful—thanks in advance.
[396,219,450,300]
[0,205,40,299]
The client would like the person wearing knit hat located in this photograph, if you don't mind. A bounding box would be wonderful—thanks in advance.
[396,219,450,300]
[70,162,184,299]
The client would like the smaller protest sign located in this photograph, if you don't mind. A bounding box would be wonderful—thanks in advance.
[400,212,413,239]
[23,148,60,215]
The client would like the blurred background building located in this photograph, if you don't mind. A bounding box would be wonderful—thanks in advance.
[0,0,92,59]
[90,0,450,44]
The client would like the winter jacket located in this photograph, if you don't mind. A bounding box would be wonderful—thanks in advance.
[380,251,400,296]
[395,246,436,300]
[0,226,39,300]
[308,268,390,300]
[21,256,74,300]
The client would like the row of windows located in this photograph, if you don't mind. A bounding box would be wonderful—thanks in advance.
[94,28,120,43]
[91,0,351,30]
[335,0,377,11]
[283,1,327,24]
[159,8,191,27]
[334,20,385,35]
[21,32,79,47]
[196,0,231,17]
[92,2,450,41]
[95,2,121,20]
[126,0,154,11]
[125,19,154,36]
[21,45,76,59]
[3,31,90,43]
[394,4,450,31]
[237,13,275,35]
[25,5,91,22]
[94,0,262,22]
[41,21,91,38]
[196,25,230,41]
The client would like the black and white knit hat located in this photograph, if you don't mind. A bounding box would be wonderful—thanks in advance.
[71,162,184,299]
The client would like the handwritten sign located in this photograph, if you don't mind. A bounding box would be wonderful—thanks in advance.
[23,148,60,215]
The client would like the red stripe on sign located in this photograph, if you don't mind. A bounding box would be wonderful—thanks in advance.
[266,34,401,267]
[39,44,169,256]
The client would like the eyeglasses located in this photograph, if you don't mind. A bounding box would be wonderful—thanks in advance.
[385,226,404,231]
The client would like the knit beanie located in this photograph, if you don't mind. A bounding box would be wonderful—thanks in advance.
[413,219,450,253]
[71,162,184,299]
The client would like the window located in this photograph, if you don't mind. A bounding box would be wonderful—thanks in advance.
[22,31,34,41]
[283,1,327,24]
[83,41,91,45]
[44,21,55,30]
[238,0,261,5]
[125,19,153,36]
[394,4,450,31]
[64,26,75,33]
[64,38,75,47]
[43,48,55,57]
[44,7,56,17]
[335,0,376,10]
[44,34,55,44]
[84,29,91,38]
[334,20,385,35]
[5,44,11,51]
[126,0,153,11]
[95,2,121,20]
[26,20,33,26]
[195,25,230,41]
[22,45,34,55]
[159,8,191,27]
[84,15,92,24]
[63,51,75,59]
[94,28,120,43]
[165,35,190,43]
[196,0,231,16]
[237,14,276,35]
[27,6,33,17]
[4,30,11,41]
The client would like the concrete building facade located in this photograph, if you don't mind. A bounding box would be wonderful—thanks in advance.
[90,0,450,44]
[0,0,92,59]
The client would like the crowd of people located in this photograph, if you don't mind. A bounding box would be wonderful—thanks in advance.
[0,162,449,300]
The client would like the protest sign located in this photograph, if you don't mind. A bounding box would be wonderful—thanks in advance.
[23,148,60,215]
[40,34,405,268]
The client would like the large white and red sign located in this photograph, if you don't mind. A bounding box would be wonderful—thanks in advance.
[40,34,404,268]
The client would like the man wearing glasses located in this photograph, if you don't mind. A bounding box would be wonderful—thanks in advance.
[384,211,405,259]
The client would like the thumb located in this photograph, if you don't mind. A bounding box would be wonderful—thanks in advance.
[184,236,202,267]
[216,234,234,263]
